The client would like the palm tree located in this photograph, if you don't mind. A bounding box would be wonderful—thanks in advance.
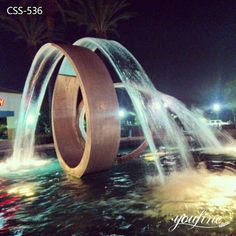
[0,0,69,44]
[37,0,70,41]
[0,14,49,59]
[67,0,134,38]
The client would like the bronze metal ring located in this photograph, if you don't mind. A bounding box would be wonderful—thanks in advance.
[51,44,120,177]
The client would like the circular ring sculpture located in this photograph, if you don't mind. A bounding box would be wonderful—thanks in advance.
[76,98,148,163]
[51,44,120,177]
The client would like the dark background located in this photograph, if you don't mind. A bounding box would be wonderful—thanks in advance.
[1,0,236,107]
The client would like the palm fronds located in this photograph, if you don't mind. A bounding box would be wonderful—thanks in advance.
[66,0,134,38]
[0,14,48,47]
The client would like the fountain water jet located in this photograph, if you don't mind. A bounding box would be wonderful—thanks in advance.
[1,45,63,172]
[160,93,223,149]
[1,38,232,183]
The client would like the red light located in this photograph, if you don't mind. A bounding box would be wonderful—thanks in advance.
[0,98,5,107]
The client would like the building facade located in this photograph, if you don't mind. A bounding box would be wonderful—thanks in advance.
[0,88,22,140]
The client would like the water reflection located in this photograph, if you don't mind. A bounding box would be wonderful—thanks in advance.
[0,158,235,235]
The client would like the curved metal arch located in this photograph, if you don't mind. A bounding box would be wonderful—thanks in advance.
[77,82,148,162]
[51,44,120,177]
[114,83,148,161]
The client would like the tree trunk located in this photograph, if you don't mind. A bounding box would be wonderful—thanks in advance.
[26,42,36,62]
[46,16,55,42]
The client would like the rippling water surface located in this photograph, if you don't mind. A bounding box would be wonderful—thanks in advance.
[0,157,236,236]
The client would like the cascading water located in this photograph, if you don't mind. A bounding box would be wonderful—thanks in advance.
[4,44,63,169]
[159,93,223,149]
[74,38,227,175]
[73,38,196,183]
[2,37,228,183]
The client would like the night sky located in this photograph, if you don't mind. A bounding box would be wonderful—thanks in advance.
[1,0,236,106]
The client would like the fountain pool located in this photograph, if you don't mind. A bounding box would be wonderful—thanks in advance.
[0,155,236,235]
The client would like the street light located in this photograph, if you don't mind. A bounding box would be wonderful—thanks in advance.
[118,109,127,119]
[212,103,221,119]
[213,103,221,112]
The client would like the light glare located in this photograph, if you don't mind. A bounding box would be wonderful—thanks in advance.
[213,103,221,112]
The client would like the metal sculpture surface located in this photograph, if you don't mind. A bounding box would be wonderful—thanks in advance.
[52,44,120,177]
[50,43,146,177]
